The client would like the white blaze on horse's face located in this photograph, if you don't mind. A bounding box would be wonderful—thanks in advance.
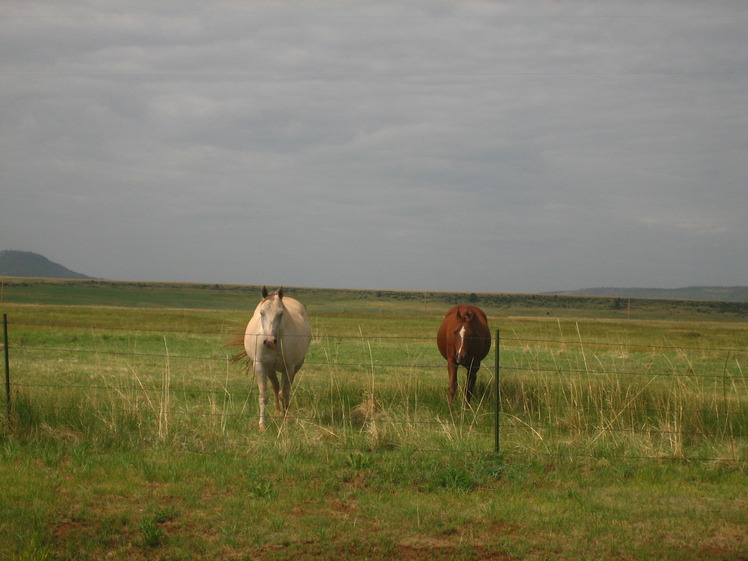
[259,296,285,350]
[456,325,466,363]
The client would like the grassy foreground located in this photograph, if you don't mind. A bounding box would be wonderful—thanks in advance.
[2,436,745,561]
[1,280,747,560]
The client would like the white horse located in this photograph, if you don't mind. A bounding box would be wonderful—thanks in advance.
[244,286,312,430]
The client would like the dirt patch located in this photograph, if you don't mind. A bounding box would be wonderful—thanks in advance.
[396,521,522,561]
[398,540,515,561]
[54,519,88,541]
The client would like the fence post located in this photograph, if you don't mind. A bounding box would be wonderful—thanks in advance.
[3,314,10,427]
[494,328,500,454]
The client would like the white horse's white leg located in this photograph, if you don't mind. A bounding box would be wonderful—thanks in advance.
[267,371,281,417]
[279,370,292,417]
[255,366,269,431]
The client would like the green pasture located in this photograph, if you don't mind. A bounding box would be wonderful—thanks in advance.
[1,280,747,560]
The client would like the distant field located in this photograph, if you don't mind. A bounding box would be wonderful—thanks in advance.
[3,277,748,320]
[1,279,746,560]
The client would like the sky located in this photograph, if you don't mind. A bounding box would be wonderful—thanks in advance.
[2,1,747,294]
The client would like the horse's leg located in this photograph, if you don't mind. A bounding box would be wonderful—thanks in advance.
[255,365,269,431]
[279,368,293,418]
[465,361,479,404]
[447,362,459,404]
[267,371,281,417]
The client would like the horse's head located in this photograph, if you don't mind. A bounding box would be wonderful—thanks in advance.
[453,305,479,364]
[258,286,286,349]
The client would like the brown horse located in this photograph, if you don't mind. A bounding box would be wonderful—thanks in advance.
[437,304,491,404]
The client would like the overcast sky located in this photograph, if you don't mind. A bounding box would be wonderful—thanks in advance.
[2,1,747,293]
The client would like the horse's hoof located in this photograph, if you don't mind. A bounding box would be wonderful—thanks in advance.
[259,423,267,432]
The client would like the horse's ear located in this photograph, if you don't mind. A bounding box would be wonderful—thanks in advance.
[262,286,268,299]
[277,287,284,299]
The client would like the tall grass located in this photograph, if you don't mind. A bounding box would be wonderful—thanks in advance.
[499,334,747,462]
[1,303,745,465]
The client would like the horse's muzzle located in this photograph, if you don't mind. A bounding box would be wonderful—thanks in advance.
[263,337,277,349]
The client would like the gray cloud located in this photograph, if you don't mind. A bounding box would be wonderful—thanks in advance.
[2,1,747,293]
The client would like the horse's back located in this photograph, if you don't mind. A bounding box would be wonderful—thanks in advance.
[283,297,311,327]
[465,305,491,360]
[472,321,491,360]
[282,297,313,356]
[436,308,455,359]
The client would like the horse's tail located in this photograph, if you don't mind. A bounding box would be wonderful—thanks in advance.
[229,349,248,364]
[225,328,248,364]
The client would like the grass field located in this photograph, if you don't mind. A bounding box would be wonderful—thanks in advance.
[1,279,747,560]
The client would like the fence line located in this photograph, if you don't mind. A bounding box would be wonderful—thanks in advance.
[6,325,746,385]
[10,344,747,381]
[7,318,748,353]
[5,329,746,381]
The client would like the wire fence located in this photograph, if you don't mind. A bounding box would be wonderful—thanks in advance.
[3,313,747,463]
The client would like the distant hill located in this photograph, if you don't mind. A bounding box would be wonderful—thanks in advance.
[551,286,748,303]
[0,250,94,280]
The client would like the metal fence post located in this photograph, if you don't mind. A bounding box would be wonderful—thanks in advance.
[3,314,10,427]
[495,328,500,454]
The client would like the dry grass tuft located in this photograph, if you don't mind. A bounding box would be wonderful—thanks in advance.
[351,391,383,426]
